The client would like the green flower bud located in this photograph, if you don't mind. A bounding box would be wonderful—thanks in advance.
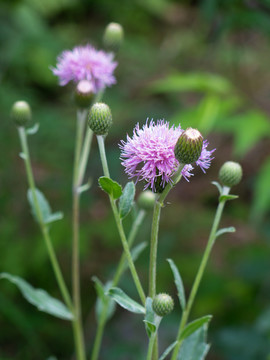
[174,128,203,164]
[103,22,124,52]
[152,293,174,317]
[11,101,31,127]
[88,102,112,135]
[74,80,94,108]
[137,190,156,210]
[219,161,243,187]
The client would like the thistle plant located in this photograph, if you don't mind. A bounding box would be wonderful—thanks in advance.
[2,22,244,360]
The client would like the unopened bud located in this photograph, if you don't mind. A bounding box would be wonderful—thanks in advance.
[88,103,112,135]
[103,22,124,52]
[174,128,203,164]
[11,101,31,127]
[138,190,156,210]
[74,80,94,108]
[152,293,174,317]
[219,161,242,187]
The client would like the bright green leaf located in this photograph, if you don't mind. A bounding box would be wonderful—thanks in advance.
[119,182,135,219]
[219,194,238,202]
[167,259,186,311]
[178,324,210,360]
[216,227,236,238]
[159,341,178,360]
[98,176,122,199]
[107,287,145,314]
[180,315,212,341]
[0,273,73,320]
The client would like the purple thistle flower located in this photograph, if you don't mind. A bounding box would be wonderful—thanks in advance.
[51,44,117,92]
[120,120,215,191]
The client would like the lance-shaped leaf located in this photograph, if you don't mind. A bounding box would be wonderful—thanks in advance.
[219,194,238,202]
[159,341,178,360]
[216,227,236,238]
[144,297,156,337]
[92,277,116,322]
[26,123,39,135]
[211,181,222,195]
[178,324,210,360]
[98,176,122,199]
[0,273,73,320]
[167,259,186,310]
[107,287,145,314]
[180,315,212,341]
[27,188,63,224]
[119,182,135,219]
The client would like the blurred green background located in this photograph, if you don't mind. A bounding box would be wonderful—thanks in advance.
[1,0,270,359]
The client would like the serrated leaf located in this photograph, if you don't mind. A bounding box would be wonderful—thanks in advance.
[167,259,186,311]
[0,273,73,320]
[219,194,238,202]
[107,287,145,314]
[92,277,116,322]
[178,324,210,360]
[144,297,156,337]
[159,341,178,360]
[119,182,135,219]
[180,315,212,341]
[216,227,236,238]
[211,181,222,195]
[27,188,63,224]
[98,176,122,199]
[19,152,27,160]
[122,242,148,273]
[26,123,39,135]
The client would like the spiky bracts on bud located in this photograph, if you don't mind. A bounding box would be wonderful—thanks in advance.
[88,103,112,135]
[152,293,174,317]
[174,128,203,165]
[219,161,242,187]
[103,23,124,52]
[11,101,31,127]
[74,80,94,108]
[138,190,156,210]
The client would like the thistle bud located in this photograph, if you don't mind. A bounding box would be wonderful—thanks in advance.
[174,128,203,164]
[103,22,124,52]
[152,293,174,317]
[219,161,242,187]
[88,103,112,135]
[137,190,156,210]
[74,80,94,108]
[11,101,31,127]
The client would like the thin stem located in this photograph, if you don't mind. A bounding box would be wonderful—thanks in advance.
[73,110,87,185]
[170,187,230,360]
[147,334,157,360]
[90,209,146,360]
[77,128,94,186]
[96,135,146,304]
[18,127,73,311]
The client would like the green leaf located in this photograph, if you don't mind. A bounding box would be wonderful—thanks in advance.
[159,341,178,360]
[107,287,145,314]
[216,227,236,238]
[26,123,39,135]
[119,182,136,219]
[144,297,156,337]
[219,194,238,202]
[92,277,116,322]
[167,259,186,311]
[27,188,63,224]
[78,178,92,194]
[122,242,148,273]
[211,181,222,195]
[0,273,73,320]
[180,315,212,341]
[178,324,210,360]
[98,176,122,199]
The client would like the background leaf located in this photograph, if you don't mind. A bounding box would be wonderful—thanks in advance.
[119,182,135,219]
[178,324,210,360]
[180,315,212,341]
[107,287,145,314]
[167,259,186,311]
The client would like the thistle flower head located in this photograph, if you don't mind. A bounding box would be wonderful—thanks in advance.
[174,127,203,164]
[120,120,215,191]
[103,22,124,52]
[51,44,117,92]
[219,161,243,187]
[88,102,112,135]
[152,293,174,317]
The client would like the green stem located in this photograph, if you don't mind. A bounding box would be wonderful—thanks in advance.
[170,187,230,360]
[73,110,87,185]
[77,128,94,186]
[147,334,157,360]
[96,135,146,305]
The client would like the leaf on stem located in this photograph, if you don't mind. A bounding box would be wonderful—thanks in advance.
[144,297,157,337]
[78,178,92,194]
[92,277,116,322]
[180,315,212,341]
[26,123,39,135]
[19,152,27,160]
[167,259,186,311]
[216,227,236,238]
[27,188,63,224]
[119,182,135,219]
[98,176,122,199]
[211,181,222,195]
[107,287,145,314]
[0,273,73,320]
[178,324,210,360]
[219,194,239,202]
[159,341,178,360]
[122,242,148,273]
